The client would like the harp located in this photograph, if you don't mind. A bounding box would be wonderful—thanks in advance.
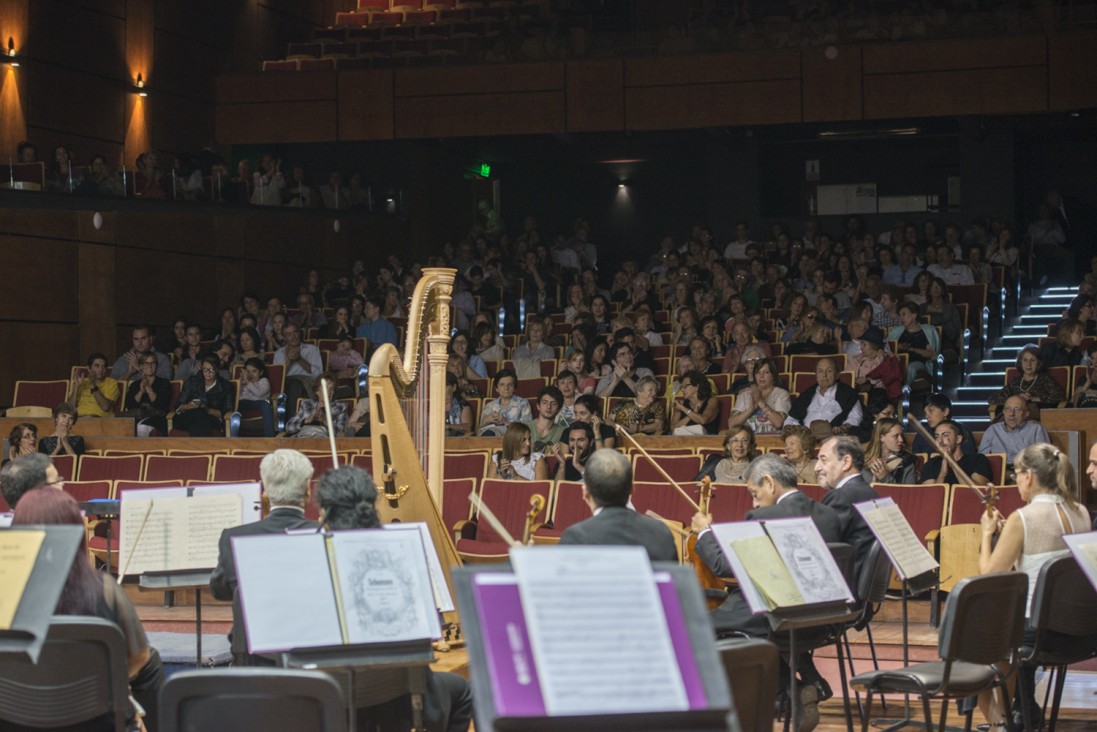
[369,267,463,632]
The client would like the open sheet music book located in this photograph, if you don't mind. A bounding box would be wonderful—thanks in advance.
[118,491,243,575]
[233,528,442,654]
[1063,531,1097,593]
[854,498,939,581]
[710,517,854,615]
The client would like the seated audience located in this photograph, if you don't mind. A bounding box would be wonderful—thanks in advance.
[596,342,655,398]
[980,396,1050,469]
[911,393,977,456]
[852,330,903,403]
[549,422,596,482]
[1073,349,1097,408]
[68,352,121,419]
[525,385,566,452]
[13,488,164,726]
[572,394,616,449]
[472,321,505,363]
[607,375,665,436]
[173,355,234,437]
[322,306,355,339]
[449,330,488,379]
[1038,319,1086,368]
[512,319,555,380]
[6,422,37,463]
[355,295,398,349]
[670,370,721,436]
[696,427,756,483]
[781,425,818,485]
[444,372,472,437]
[922,419,992,485]
[237,357,276,438]
[688,336,720,376]
[555,369,580,422]
[1,453,63,509]
[888,301,939,388]
[327,334,364,397]
[488,422,548,481]
[285,376,348,438]
[862,417,917,484]
[122,352,172,437]
[274,323,323,421]
[315,466,472,731]
[478,368,531,437]
[784,357,862,437]
[989,346,1066,419]
[37,403,85,457]
[920,278,964,362]
[728,358,790,435]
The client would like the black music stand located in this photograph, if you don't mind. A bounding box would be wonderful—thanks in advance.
[79,499,120,571]
[138,570,212,668]
[0,525,84,663]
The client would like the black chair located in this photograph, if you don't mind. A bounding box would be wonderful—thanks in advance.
[0,616,131,731]
[851,571,1028,732]
[159,668,347,732]
[716,637,779,732]
[1017,554,1097,731]
[841,541,894,718]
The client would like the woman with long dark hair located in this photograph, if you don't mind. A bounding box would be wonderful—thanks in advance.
[13,488,164,728]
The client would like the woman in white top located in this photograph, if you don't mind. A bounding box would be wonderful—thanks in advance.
[727,358,790,435]
[487,422,548,481]
[978,442,1091,729]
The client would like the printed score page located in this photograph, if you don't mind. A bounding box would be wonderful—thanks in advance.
[382,522,455,613]
[763,517,854,605]
[709,521,771,614]
[329,529,442,643]
[509,546,688,716]
[0,530,45,629]
[119,493,242,574]
[855,498,939,580]
[1063,532,1097,594]
[233,533,343,654]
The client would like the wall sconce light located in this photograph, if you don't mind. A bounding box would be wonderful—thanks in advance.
[134,73,147,97]
[3,37,18,67]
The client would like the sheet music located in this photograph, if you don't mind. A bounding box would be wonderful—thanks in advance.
[510,546,688,716]
[119,493,242,574]
[855,498,939,580]
[329,529,442,643]
[382,522,455,613]
[0,530,45,629]
[232,533,343,654]
[764,517,854,605]
[192,483,263,524]
[709,522,771,614]
[1063,531,1097,593]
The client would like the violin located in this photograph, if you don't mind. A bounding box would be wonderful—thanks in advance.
[522,493,546,545]
[685,477,728,610]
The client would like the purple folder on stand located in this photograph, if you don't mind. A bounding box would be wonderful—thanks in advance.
[471,573,709,717]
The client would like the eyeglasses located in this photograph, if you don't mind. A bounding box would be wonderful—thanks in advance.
[804,314,817,320]
[201,367,216,373]
[141,360,157,366]
[1003,407,1025,414]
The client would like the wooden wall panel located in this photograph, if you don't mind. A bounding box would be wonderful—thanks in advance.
[0,235,78,322]
[114,248,219,328]
[1048,31,1097,111]
[23,64,126,145]
[395,63,564,97]
[802,46,862,122]
[217,99,339,143]
[0,323,80,402]
[625,80,801,130]
[77,243,116,360]
[864,67,1047,119]
[566,60,624,132]
[216,72,338,104]
[394,92,566,138]
[625,51,800,87]
[0,206,77,240]
[863,36,1046,75]
[116,211,216,256]
[338,69,394,140]
[28,1,126,81]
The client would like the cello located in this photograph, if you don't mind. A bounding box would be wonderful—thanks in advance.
[613,425,729,607]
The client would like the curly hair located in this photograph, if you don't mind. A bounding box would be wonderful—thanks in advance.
[317,466,380,530]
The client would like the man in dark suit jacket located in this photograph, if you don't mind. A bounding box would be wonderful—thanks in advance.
[815,436,879,578]
[209,449,319,663]
[691,453,844,728]
[558,448,677,562]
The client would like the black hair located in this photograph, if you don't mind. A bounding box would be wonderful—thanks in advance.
[317,466,380,530]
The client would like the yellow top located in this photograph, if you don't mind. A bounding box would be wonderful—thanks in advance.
[75,378,121,418]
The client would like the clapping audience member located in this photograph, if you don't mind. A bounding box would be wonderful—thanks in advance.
[274,323,323,421]
[6,423,37,463]
[487,422,548,480]
[237,357,276,438]
[112,325,173,382]
[670,370,720,436]
[122,354,172,437]
[251,153,284,206]
[37,403,85,457]
[607,375,665,436]
[68,353,121,419]
[862,418,917,484]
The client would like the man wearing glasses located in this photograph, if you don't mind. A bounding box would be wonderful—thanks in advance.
[979,395,1050,469]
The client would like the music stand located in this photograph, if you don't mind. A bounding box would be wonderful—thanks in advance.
[80,499,120,571]
[139,570,212,667]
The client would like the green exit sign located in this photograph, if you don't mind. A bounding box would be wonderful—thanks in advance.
[479,162,491,178]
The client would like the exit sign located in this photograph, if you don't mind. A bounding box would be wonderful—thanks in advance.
[479,163,491,177]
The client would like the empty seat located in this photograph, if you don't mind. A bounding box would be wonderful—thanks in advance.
[144,455,212,483]
[12,380,69,409]
[77,455,144,483]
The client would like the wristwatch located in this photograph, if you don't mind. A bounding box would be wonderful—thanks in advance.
[90,386,100,393]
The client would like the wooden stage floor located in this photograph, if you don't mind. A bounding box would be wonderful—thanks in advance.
[133,593,1097,730]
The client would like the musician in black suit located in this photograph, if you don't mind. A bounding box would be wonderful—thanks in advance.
[558,448,678,562]
[815,435,880,578]
[691,454,843,728]
[209,448,320,662]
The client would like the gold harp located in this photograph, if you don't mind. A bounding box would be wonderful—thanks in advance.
[369,267,463,630]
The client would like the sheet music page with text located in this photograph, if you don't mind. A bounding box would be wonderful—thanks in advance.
[382,522,455,613]
[119,493,243,574]
[764,517,854,604]
[855,498,939,580]
[510,546,688,716]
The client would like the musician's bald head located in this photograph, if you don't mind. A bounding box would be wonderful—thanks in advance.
[261,449,314,508]
[583,448,633,508]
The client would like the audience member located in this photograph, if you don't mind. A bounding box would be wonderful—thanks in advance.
[785,358,862,437]
[112,325,173,381]
[862,418,917,484]
[888,301,939,388]
[237,357,276,438]
[922,419,992,486]
[607,375,665,436]
[274,322,324,421]
[1,453,62,509]
[478,368,531,437]
[6,422,37,462]
[572,394,615,449]
[989,346,1066,419]
[549,422,596,482]
[670,370,720,435]
[488,422,548,480]
[980,396,1050,468]
[728,357,790,435]
[781,425,818,484]
[173,355,234,437]
[285,376,348,438]
[596,342,654,398]
[355,296,398,349]
[37,402,85,457]
[696,427,756,483]
[68,352,121,419]
[512,319,555,380]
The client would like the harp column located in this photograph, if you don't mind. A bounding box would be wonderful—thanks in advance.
[423,268,454,505]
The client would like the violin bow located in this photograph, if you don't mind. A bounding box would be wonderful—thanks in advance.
[318,377,340,468]
[612,424,701,512]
